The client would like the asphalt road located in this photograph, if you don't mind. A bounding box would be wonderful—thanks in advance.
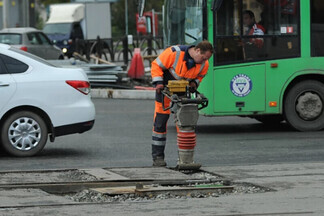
[1,98,324,171]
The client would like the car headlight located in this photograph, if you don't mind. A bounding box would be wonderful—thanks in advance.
[62,48,68,53]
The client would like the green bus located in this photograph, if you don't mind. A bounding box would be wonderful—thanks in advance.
[162,0,324,131]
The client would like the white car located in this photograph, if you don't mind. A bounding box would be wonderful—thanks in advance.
[0,43,95,157]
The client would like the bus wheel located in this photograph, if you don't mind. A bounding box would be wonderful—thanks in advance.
[284,80,324,131]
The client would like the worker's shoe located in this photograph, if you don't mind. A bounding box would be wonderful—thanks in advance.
[153,157,167,167]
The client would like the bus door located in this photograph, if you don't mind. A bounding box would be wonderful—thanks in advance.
[213,0,267,113]
[214,64,265,113]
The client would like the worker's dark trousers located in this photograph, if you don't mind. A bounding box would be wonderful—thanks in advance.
[152,92,171,159]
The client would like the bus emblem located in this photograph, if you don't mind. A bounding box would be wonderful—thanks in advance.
[230,74,252,97]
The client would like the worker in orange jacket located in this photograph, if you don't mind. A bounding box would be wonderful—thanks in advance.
[151,40,213,166]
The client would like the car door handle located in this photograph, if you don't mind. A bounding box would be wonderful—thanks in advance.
[0,83,10,87]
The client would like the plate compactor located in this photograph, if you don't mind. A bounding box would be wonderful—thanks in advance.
[162,80,208,170]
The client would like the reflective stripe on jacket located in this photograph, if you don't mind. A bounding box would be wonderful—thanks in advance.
[151,45,209,86]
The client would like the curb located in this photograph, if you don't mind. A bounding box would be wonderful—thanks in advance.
[91,88,155,100]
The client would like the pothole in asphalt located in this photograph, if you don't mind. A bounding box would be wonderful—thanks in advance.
[57,170,98,182]
[63,170,273,203]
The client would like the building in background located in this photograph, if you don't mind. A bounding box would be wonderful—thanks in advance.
[0,0,36,29]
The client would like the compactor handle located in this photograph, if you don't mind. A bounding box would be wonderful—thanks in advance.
[161,89,178,111]
[161,89,209,111]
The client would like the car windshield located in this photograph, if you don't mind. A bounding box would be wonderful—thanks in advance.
[43,23,72,35]
[0,33,22,45]
[9,47,57,67]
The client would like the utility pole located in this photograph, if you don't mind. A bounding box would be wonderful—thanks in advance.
[125,0,128,35]
[2,0,9,28]
[26,0,30,27]
[123,0,129,65]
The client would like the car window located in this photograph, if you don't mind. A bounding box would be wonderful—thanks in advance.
[37,33,51,45]
[0,60,6,74]
[0,33,22,45]
[27,33,41,45]
[0,54,29,74]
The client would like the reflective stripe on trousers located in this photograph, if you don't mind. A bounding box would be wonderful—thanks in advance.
[152,91,171,159]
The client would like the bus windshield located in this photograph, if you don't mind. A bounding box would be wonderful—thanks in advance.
[163,0,204,47]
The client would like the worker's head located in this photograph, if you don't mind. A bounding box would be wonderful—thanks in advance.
[192,40,213,64]
[243,10,256,27]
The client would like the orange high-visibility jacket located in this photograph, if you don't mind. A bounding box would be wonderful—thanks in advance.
[151,45,209,86]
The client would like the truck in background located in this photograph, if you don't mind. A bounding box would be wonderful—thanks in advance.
[43,2,111,57]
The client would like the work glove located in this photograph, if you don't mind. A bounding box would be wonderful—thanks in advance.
[155,84,164,94]
[189,81,198,93]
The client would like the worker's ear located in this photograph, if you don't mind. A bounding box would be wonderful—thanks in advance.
[193,48,199,57]
[196,48,204,55]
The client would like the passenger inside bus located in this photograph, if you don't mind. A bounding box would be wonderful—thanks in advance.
[240,10,266,60]
[243,10,265,45]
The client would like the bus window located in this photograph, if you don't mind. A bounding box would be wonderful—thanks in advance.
[311,0,324,57]
[163,0,204,47]
[214,0,300,65]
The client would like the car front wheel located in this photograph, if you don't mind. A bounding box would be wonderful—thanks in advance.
[1,111,48,156]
